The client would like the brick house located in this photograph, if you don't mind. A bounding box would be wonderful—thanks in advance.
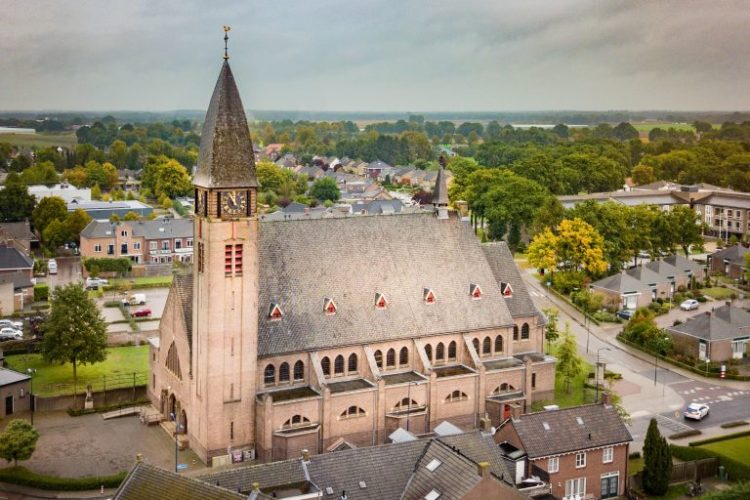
[0,368,31,418]
[667,304,750,362]
[80,219,193,265]
[707,244,749,279]
[495,399,632,499]
[0,246,34,312]
[0,221,39,254]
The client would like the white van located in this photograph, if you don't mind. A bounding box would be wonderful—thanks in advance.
[48,259,58,275]
[122,293,147,306]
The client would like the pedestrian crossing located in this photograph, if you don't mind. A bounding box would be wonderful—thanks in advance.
[677,387,748,406]
[529,290,545,298]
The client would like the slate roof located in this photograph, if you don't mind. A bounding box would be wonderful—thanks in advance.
[258,213,515,356]
[0,246,33,270]
[507,404,632,459]
[481,242,542,320]
[0,270,34,290]
[663,254,704,275]
[710,244,750,265]
[645,260,682,279]
[0,368,30,386]
[193,61,258,189]
[433,167,449,206]
[197,431,515,500]
[113,461,245,500]
[667,304,750,342]
[0,221,37,241]
[626,265,665,285]
[590,272,649,294]
[81,219,192,240]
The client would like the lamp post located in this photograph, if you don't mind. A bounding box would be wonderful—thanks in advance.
[595,348,610,403]
[170,412,183,473]
[653,337,669,386]
[585,313,591,354]
[27,368,36,425]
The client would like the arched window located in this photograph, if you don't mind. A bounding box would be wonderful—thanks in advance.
[279,362,290,382]
[495,335,503,353]
[340,406,366,419]
[282,415,311,429]
[425,344,433,361]
[521,323,530,340]
[334,355,345,375]
[293,360,304,381]
[394,398,419,410]
[165,342,182,380]
[472,338,480,353]
[513,325,519,341]
[446,390,468,402]
[448,341,457,360]
[386,348,396,367]
[399,347,409,366]
[321,357,331,376]
[436,342,445,361]
[374,350,383,369]
[494,383,515,394]
[263,364,275,385]
[348,353,358,373]
[482,337,491,355]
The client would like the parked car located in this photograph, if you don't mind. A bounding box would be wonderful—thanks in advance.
[0,328,22,341]
[132,308,152,318]
[617,309,635,320]
[47,259,58,274]
[683,402,710,420]
[0,319,23,330]
[85,277,109,290]
[680,299,700,311]
[122,293,147,306]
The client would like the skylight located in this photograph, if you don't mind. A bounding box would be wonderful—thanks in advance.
[359,481,367,489]
[576,417,584,426]
[426,458,442,472]
[542,422,550,431]
[425,490,441,500]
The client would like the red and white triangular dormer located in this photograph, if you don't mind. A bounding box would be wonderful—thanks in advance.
[500,282,513,298]
[470,283,482,300]
[375,292,388,310]
[268,303,283,321]
[323,297,337,316]
[423,288,436,305]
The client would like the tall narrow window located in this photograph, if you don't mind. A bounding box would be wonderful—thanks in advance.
[225,245,233,276]
[279,362,290,382]
[197,242,205,273]
[264,364,275,385]
[495,335,503,353]
[448,341,457,360]
[233,244,243,276]
[321,357,331,376]
[513,325,519,341]
[374,350,383,369]
[293,360,304,381]
[348,353,358,373]
[230,421,234,440]
[334,355,345,375]
[472,338,480,354]
[386,348,396,367]
[482,337,491,355]
[425,344,432,361]
[521,323,530,340]
[399,347,409,366]
[436,342,445,361]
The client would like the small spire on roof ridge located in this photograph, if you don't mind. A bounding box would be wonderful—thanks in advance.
[223,25,231,60]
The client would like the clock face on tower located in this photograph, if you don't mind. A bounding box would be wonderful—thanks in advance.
[221,190,247,216]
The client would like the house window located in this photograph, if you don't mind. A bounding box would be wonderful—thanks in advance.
[94,244,101,253]
[133,242,141,250]
[532,373,537,389]
[186,238,193,247]
[494,335,503,352]
[513,325,519,341]
[149,241,157,251]
[340,406,366,419]
[399,347,408,366]
[230,421,234,440]
[386,348,396,367]
[424,344,432,361]
[482,337,491,355]
[603,446,613,463]
[121,243,128,255]
[293,360,304,381]
[565,478,586,498]
[121,230,128,237]
[107,244,114,255]
[576,452,587,468]
[162,240,170,251]
[448,341,457,360]
[175,239,182,250]
[548,457,559,473]
[435,342,445,361]
[263,364,275,385]
[601,472,619,499]
[334,355,345,375]
[279,362,290,383]
[348,353,358,373]
[521,323,530,340]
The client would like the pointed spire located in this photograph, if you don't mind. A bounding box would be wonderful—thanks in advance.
[433,155,449,207]
[193,58,258,189]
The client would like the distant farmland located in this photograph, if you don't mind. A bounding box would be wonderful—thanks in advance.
[0,131,77,148]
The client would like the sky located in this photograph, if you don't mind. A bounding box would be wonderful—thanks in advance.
[2,0,750,112]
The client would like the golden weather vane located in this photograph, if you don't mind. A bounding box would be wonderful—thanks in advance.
[223,26,231,60]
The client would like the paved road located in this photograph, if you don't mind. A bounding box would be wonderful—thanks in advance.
[37,256,82,289]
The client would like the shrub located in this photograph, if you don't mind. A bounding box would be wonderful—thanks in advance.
[33,284,49,302]
[629,451,641,459]
[720,421,749,429]
[669,429,701,439]
[592,311,620,323]
[0,466,126,491]
[672,444,750,482]
[83,257,131,276]
[688,429,750,446]
[697,295,708,303]
[551,271,587,295]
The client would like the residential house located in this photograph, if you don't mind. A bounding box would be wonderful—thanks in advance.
[664,254,707,282]
[707,244,749,279]
[80,219,193,266]
[0,221,39,254]
[0,271,34,313]
[667,304,750,362]
[495,399,632,500]
[67,200,153,221]
[590,272,653,311]
[0,368,31,418]
[0,245,33,298]
[365,159,392,180]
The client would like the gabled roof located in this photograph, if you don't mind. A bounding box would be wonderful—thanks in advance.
[0,368,31,386]
[193,61,258,189]
[710,244,750,265]
[481,242,543,320]
[80,219,192,240]
[591,272,650,294]
[645,259,682,279]
[663,254,704,275]
[667,304,750,342]
[506,403,632,459]
[0,221,37,241]
[113,461,245,500]
[0,246,33,270]
[625,265,665,285]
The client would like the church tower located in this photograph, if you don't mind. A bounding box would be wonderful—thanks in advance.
[190,36,260,461]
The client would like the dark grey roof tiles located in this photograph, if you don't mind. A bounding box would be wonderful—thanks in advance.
[710,244,749,265]
[0,368,31,386]
[80,219,192,240]
[193,61,258,189]
[114,462,244,500]
[199,458,307,494]
[667,304,750,341]
[0,221,37,241]
[481,242,541,320]
[0,246,33,270]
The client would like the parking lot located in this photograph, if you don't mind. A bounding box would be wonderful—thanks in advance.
[97,287,170,335]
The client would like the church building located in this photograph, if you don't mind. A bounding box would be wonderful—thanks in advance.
[148,52,555,465]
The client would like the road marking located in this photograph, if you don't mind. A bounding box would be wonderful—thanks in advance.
[656,414,693,434]
[719,395,733,401]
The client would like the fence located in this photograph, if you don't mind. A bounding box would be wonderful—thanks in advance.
[630,458,718,490]
[37,371,148,398]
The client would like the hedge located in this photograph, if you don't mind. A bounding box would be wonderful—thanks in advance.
[33,284,49,302]
[720,421,749,429]
[669,429,702,440]
[0,466,126,491]
[671,445,750,481]
[83,257,131,276]
[688,429,750,447]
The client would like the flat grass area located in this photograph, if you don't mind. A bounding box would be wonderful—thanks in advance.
[702,287,736,300]
[109,275,173,288]
[532,344,595,410]
[0,132,77,148]
[5,345,148,396]
[631,122,706,132]
[700,435,750,467]
[629,457,644,476]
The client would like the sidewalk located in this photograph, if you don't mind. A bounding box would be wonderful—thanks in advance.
[0,482,117,499]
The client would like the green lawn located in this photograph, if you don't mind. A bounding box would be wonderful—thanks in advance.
[109,275,173,288]
[629,457,644,476]
[532,344,596,410]
[630,122,707,132]
[702,287,736,300]
[0,132,77,148]
[700,435,750,467]
[5,345,148,396]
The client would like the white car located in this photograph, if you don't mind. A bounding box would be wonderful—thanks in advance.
[0,328,22,341]
[680,299,700,311]
[85,277,109,289]
[683,402,710,420]
[0,319,23,330]
[47,259,58,274]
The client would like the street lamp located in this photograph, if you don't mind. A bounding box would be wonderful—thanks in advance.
[595,348,610,403]
[653,337,669,386]
[170,412,184,473]
[26,368,36,425]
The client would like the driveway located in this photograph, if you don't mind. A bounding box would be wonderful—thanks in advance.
[655,297,750,329]
[38,256,82,289]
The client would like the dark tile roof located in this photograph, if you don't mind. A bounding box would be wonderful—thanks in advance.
[432,167,449,206]
[667,304,750,342]
[114,462,244,500]
[710,244,750,265]
[590,272,649,294]
[193,61,258,189]
[0,246,33,270]
[81,219,192,240]
[258,213,515,356]
[0,368,30,386]
[0,221,37,241]
[481,242,542,320]
[199,458,307,495]
[663,254,705,275]
[507,404,632,459]
[0,270,33,290]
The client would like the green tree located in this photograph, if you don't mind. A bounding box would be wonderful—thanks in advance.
[32,196,68,235]
[42,219,72,251]
[663,205,704,257]
[631,164,656,185]
[0,173,36,222]
[612,122,639,141]
[556,323,583,393]
[642,418,672,495]
[0,420,40,466]
[309,177,341,202]
[153,159,192,198]
[542,308,560,353]
[90,183,102,200]
[527,228,559,272]
[20,161,59,185]
[65,209,93,244]
[41,283,108,405]
[123,211,140,221]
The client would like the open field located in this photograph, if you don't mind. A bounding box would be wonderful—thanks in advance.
[700,435,750,467]
[0,132,77,148]
[5,345,148,396]
[630,122,703,132]
[109,275,174,288]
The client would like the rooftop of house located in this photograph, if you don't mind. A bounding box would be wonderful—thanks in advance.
[590,271,650,295]
[668,303,750,342]
[0,270,34,290]
[503,403,632,459]
[0,221,37,242]
[0,368,31,387]
[80,219,192,240]
[113,461,245,500]
[0,246,33,270]
[710,244,750,264]
[67,200,151,212]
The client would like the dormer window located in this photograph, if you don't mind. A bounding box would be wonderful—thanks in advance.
[423,288,436,305]
[323,297,337,316]
[500,282,513,298]
[375,293,388,310]
[470,283,482,300]
[268,303,283,321]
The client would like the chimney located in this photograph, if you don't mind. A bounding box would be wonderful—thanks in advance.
[135,453,143,462]
[302,449,310,462]
[251,482,260,492]
[304,207,310,215]
[477,461,491,478]
[510,403,522,421]
[600,391,611,406]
